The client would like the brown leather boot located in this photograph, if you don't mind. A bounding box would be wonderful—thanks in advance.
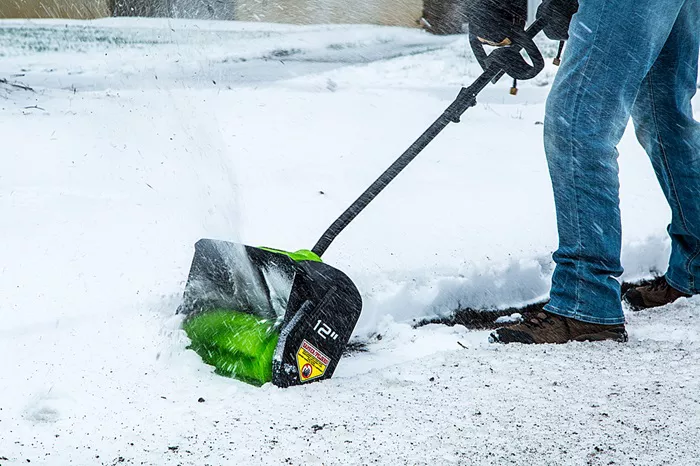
[489,310,628,344]
[623,276,691,311]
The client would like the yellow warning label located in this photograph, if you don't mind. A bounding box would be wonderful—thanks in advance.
[296,339,331,382]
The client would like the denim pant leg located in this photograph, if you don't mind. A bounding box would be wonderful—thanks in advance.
[544,0,689,324]
[631,0,700,295]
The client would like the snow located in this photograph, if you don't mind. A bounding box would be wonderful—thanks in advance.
[1,18,699,465]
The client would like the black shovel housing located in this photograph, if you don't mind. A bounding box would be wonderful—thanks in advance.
[178,239,362,387]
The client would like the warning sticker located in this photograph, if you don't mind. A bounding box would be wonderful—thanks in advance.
[296,339,331,382]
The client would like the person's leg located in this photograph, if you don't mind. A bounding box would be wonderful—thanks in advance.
[630,0,700,296]
[543,0,689,325]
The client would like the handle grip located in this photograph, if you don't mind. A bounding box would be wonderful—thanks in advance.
[469,26,545,81]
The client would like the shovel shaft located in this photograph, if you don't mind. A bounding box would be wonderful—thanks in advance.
[312,18,546,258]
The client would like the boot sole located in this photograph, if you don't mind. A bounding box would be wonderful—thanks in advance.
[490,329,628,344]
[573,329,628,343]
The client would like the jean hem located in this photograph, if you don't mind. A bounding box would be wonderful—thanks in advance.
[544,304,626,326]
[664,273,697,296]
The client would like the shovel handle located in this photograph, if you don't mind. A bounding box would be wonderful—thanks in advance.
[311,17,546,258]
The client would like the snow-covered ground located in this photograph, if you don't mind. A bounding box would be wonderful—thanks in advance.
[1,18,699,465]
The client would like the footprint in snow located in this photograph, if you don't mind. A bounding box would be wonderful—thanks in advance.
[23,390,72,423]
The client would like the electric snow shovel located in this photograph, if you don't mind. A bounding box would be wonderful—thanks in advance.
[178,18,547,388]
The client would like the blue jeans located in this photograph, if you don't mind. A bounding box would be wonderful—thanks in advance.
[544,0,700,324]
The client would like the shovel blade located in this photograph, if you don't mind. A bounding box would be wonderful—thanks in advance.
[178,239,362,387]
[178,239,297,320]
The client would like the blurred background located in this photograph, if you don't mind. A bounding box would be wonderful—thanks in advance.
[0,0,541,34]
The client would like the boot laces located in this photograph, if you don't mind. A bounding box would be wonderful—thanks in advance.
[648,277,669,292]
[521,311,556,330]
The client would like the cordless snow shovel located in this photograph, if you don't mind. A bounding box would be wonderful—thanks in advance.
[178,17,548,388]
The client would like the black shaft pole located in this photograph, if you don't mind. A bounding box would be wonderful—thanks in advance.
[312,19,546,258]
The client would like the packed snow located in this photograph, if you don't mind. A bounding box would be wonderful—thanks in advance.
[1,18,699,465]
